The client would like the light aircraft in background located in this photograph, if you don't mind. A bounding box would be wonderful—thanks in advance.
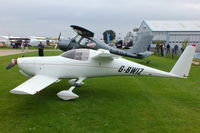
[6,45,196,101]
[28,36,48,46]
[1,36,49,46]
[57,25,154,59]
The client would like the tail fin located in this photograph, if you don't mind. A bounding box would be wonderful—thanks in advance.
[128,32,153,54]
[170,45,196,78]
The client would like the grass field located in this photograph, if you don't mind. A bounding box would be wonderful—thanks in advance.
[0,51,200,133]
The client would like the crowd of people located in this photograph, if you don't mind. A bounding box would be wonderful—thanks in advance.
[10,39,30,52]
[10,39,45,56]
[115,40,133,49]
[155,43,185,57]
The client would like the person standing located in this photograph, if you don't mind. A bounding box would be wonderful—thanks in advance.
[147,44,151,51]
[38,42,44,56]
[16,40,20,49]
[160,43,164,57]
[174,44,178,55]
[24,39,29,52]
[166,44,170,54]
[21,40,25,52]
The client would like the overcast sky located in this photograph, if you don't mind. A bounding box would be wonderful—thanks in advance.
[0,0,200,38]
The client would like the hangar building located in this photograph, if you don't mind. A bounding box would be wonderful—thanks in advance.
[138,20,200,48]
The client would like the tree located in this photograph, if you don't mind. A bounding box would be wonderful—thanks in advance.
[103,30,116,44]
[182,40,188,47]
[181,40,188,53]
[155,40,161,53]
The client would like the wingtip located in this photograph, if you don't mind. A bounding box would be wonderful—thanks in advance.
[10,89,35,95]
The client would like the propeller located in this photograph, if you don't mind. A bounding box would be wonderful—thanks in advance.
[6,59,17,70]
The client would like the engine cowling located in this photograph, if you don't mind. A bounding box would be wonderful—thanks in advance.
[58,39,80,51]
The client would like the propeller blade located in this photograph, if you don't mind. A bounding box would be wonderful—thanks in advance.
[56,32,62,49]
[6,59,17,70]
[6,63,16,70]
[58,32,61,41]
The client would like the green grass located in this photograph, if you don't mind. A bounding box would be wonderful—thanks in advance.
[1,51,200,133]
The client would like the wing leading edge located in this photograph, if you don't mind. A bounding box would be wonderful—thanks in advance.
[10,75,58,95]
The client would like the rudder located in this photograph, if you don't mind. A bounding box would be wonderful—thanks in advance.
[170,45,196,78]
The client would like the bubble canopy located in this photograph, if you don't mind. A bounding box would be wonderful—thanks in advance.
[61,49,90,61]
[70,25,94,38]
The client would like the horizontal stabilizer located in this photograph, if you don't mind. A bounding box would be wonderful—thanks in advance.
[137,51,154,59]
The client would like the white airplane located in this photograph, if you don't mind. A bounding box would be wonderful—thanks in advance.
[28,36,47,47]
[7,45,196,101]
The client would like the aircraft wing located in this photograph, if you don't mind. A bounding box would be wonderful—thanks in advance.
[92,50,121,60]
[10,75,58,95]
